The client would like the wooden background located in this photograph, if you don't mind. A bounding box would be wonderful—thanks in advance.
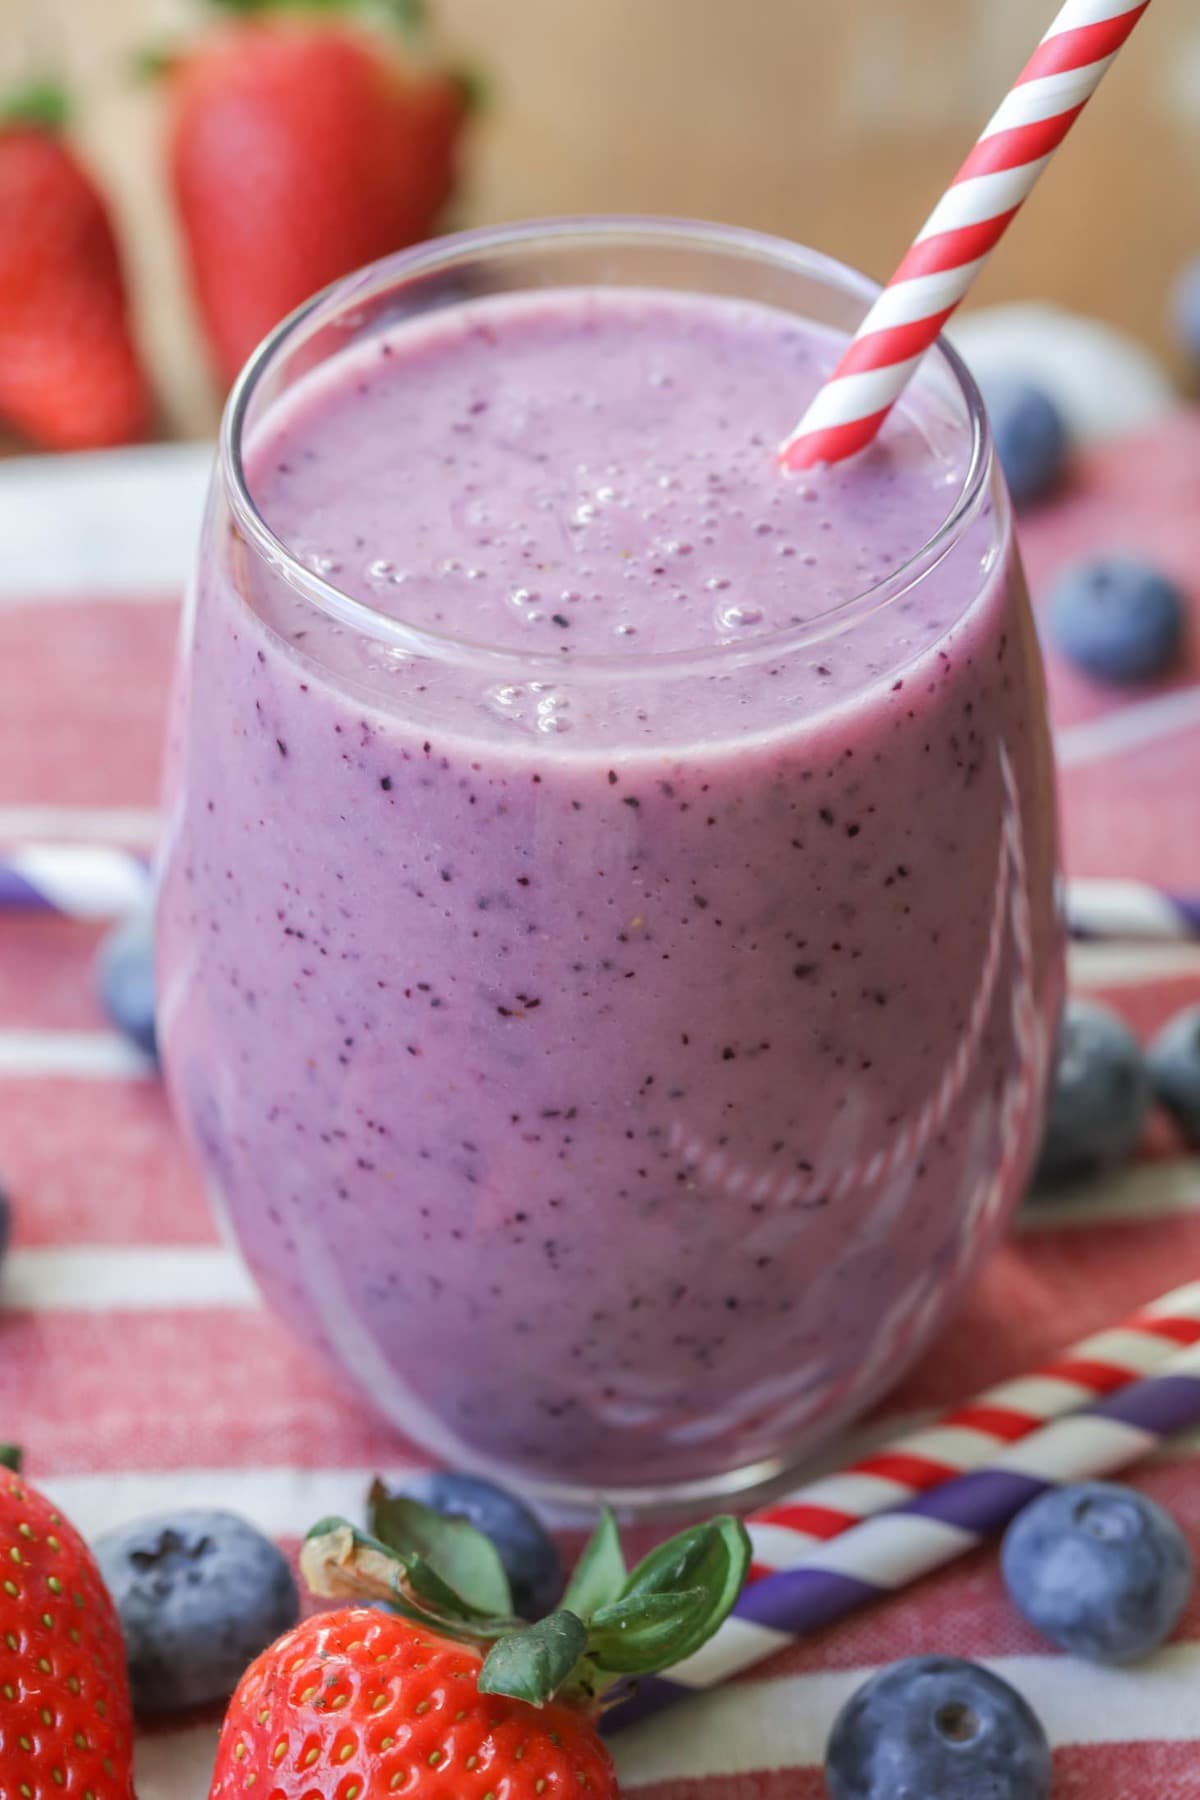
[4,0,1199,439]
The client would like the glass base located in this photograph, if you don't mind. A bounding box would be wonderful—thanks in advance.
[455,1444,823,1526]
[422,1425,852,1526]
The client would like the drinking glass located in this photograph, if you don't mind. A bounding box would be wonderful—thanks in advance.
[157,218,1062,1507]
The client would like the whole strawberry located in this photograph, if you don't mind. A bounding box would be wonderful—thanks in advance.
[210,1499,751,1798]
[211,1609,617,1799]
[167,3,466,383]
[0,1450,136,1797]
[0,87,150,451]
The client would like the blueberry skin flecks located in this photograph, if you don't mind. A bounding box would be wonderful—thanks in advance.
[1034,997,1150,1186]
[385,1472,562,1619]
[1048,556,1185,685]
[824,1655,1053,1800]
[1002,1482,1194,1665]
[1148,1004,1200,1148]
[95,1509,300,1714]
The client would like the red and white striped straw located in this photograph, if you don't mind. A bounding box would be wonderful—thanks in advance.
[780,0,1152,471]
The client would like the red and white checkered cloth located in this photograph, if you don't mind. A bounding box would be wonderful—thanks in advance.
[2,417,1199,1796]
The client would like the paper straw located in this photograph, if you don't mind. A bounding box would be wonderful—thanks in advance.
[1066,877,1200,942]
[780,0,1153,470]
[0,846,151,918]
[743,1279,1200,1573]
[608,1279,1200,1730]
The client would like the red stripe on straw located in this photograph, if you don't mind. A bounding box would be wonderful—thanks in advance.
[851,1449,961,1491]
[831,310,960,378]
[753,1502,860,1541]
[782,410,893,468]
[955,105,1086,181]
[891,209,1022,283]
[1016,7,1151,85]
[1042,1356,1152,1394]
[941,1404,1038,1442]
[1130,1316,1200,1346]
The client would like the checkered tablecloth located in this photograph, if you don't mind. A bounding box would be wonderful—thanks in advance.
[1,417,1199,1797]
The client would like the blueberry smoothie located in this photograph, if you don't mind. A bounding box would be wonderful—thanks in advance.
[158,234,1061,1496]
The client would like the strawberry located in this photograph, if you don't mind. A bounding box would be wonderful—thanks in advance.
[166,4,467,384]
[210,1609,618,1799]
[0,1450,136,1797]
[0,87,150,451]
[210,1497,752,1798]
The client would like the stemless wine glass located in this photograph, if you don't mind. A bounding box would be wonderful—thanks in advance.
[156,218,1063,1509]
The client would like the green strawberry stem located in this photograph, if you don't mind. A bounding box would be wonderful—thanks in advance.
[303,1501,751,1710]
[0,82,68,132]
[0,1445,22,1473]
[131,46,181,81]
[197,0,482,108]
[206,0,429,39]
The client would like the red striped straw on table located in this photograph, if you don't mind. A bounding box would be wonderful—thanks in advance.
[780,0,1153,471]
[607,1278,1200,1731]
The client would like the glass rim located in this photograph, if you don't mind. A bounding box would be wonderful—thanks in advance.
[218,214,995,684]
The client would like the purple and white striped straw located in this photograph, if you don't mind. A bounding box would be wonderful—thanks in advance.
[1066,877,1200,942]
[608,1335,1200,1731]
[0,845,150,918]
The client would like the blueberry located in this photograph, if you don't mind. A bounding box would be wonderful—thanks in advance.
[1171,257,1200,361]
[96,910,157,1061]
[1148,1004,1200,1147]
[1048,556,1185,684]
[95,1509,299,1714]
[1002,1481,1193,1664]
[388,1473,561,1619]
[824,1655,1052,1800]
[983,378,1068,507]
[1034,997,1150,1185]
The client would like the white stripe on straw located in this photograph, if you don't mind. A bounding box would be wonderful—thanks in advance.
[1067,878,1200,941]
[5,844,151,917]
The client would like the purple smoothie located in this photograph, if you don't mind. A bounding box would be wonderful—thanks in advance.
[158,277,1061,1495]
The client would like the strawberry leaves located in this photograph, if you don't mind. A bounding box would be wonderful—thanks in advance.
[301,1518,518,1642]
[368,1479,513,1617]
[587,1589,712,1675]
[206,0,430,37]
[0,83,69,132]
[478,1611,588,1705]
[609,1518,750,1671]
[569,1516,751,1680]
[302,1495,751,1712]
[381,0,428,30]
[560,1507,626,1620]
